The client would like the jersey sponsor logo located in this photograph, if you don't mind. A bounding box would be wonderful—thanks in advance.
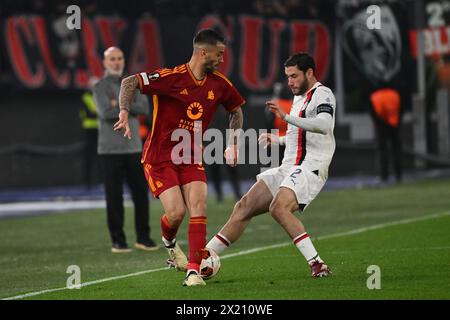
[180,88,189,95]
[178,119,201,133]
[147,72,160,81]
[207,90,214,100]
[186,102,204,120]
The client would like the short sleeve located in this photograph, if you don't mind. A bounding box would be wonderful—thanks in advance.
[221,83,245,113]
[136,70,171,95]
[314,87,336,117]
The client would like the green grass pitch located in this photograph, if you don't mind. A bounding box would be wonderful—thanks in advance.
[1,178,449,300]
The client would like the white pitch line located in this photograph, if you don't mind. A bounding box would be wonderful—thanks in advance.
[316,211,450,241]
[220,211,450,260]
[3,211,449,300]
[1,267,170,300]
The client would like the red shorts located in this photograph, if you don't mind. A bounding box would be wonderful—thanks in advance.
[143,162,207,198]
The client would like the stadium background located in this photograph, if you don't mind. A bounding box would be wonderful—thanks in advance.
[1,0,448,189]
[0,0,450,303]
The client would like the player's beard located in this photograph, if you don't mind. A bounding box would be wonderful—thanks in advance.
[106,67,124,77]
[204,59,217,74]
[296,78,309,96]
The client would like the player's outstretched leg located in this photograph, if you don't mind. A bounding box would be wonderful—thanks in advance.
[159,187,188,271]
[292,233,331,277]
[182,216,207,286]
[182,182,208,286]
[161,214,188,271]
[207,180,273,254]
[270,187,331,277]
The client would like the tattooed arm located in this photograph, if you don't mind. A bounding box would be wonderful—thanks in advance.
[113,75,139,139]
[227,107,243,145]
[224,107,244,167]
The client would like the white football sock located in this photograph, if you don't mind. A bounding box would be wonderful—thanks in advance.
[162,236,176,248]
[293,233,323,264]
[206,233,230,255]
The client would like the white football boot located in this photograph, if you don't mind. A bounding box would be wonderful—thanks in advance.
[182,270,206,287]
[165,241,188,271]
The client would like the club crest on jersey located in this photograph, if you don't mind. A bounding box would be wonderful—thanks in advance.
[187,102,203,120]
[147,72,160,81]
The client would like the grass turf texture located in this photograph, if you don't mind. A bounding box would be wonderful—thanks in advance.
[1,178,449,300]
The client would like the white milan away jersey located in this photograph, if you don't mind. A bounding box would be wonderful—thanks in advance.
[282,82,336,172]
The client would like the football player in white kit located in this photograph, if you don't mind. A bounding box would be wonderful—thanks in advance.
[207,53,335,277]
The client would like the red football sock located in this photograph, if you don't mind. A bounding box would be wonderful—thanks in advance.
[160,214,179,242]
[187,216,207,272]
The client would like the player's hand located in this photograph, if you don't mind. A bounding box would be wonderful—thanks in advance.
[258,133,280,149]
[266,100,287,120]
[224,145,239,167]
[113,109,131,139]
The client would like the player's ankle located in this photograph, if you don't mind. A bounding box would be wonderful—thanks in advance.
[186,263,200,273]
[207,233,230,255]
[162,236,176,248]
[308,255,324,265]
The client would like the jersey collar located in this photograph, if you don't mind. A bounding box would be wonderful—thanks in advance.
[293,82,322,108]
[186,63,207,86]
[304,81,322,96]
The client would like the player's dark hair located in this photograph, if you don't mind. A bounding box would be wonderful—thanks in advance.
[193,29,226,46]
[284,53,315,74]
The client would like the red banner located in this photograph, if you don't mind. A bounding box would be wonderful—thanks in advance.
[3,14,333,91]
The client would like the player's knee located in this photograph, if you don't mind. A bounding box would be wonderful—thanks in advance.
[233,194,252,219]
[234,195,247,210]
[269,208,281,222]
[269,200,287,222]
[188,199,207,216]
[166,207,186,226]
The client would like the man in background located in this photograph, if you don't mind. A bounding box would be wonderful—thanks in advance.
[370,87,403,183]
[265,81,292,165]
[79,76,99,189]
[94,46,158,253]
[207,107,242,203]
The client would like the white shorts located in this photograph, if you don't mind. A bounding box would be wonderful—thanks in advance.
[256,165,326,212]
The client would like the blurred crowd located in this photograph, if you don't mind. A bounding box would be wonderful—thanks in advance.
[0,0,329,18]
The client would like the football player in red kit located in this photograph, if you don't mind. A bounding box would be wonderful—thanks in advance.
[114,29,245,286]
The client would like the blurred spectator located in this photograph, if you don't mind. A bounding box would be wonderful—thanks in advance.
[253,0,312,18]
[94,46,158,253]
[370,87,403,183]
[206,108,242,203]
[266,82,291,136]
[208,162,242,203]
[79,76,99,188]
[434,55,450,91]
[0,0,316,17]
[265,82,292,165]
[138,114,151,146]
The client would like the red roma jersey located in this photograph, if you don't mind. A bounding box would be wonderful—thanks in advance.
[136,63,245,165]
